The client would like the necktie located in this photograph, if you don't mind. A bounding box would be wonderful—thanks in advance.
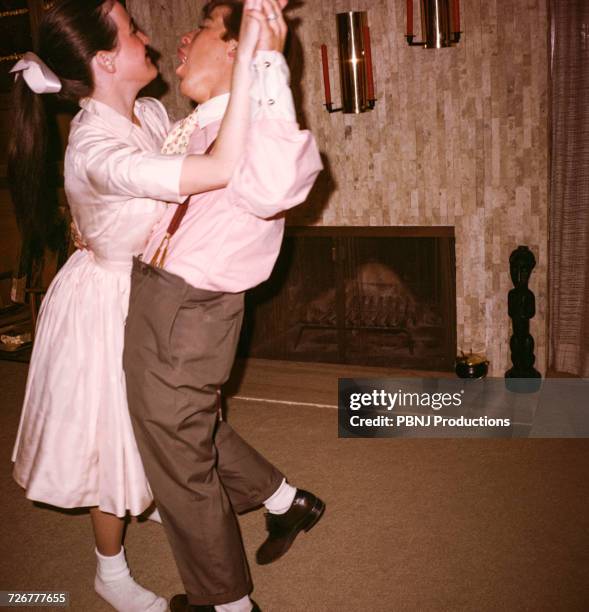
[149,114,216,269]
[161,107,200,155]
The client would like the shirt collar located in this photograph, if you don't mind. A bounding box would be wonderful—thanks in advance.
[194,93,230,128]
[79,97,147,138]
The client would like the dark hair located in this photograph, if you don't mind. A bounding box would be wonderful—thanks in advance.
[203,1,293,59]
[202,0,244,42]
[8,0,118,255]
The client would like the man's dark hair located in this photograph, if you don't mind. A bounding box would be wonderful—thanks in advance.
[202,0,244,42]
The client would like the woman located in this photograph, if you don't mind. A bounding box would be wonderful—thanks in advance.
[8,1,284,610]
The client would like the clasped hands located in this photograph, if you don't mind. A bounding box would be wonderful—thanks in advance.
[237,0,289,60]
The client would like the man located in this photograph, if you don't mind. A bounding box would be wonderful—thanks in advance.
[122,1,324,611]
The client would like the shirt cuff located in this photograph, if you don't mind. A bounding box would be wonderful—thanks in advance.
[134,153,187,203]
[250,50,296,122]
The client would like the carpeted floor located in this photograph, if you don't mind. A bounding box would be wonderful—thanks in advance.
[1,360,588,611]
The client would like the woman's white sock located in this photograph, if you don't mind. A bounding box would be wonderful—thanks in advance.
[94,548,167,612]
[146,507,162,524]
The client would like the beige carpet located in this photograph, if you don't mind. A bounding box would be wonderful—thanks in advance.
[1,360,589,611]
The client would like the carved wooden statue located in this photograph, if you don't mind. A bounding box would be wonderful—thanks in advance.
[505,246,541,380]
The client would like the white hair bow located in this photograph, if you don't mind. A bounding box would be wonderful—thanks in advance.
[10,52,62,94]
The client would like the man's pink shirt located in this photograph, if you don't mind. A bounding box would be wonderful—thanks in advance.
[142,115,322,293]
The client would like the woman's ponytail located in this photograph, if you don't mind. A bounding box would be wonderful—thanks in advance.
[7,0,118,256]
[7,76,56,257]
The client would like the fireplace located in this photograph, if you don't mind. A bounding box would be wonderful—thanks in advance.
[238,227,456,372]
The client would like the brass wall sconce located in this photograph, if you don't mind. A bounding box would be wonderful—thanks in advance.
[406,0,461,48]
[320,11,376,114]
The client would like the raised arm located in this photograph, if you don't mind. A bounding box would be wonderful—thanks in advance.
[180,0,321,217]
[179,0,288,196]
[226,46,323,217]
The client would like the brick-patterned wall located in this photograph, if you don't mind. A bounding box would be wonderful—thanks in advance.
[129,0,550,375]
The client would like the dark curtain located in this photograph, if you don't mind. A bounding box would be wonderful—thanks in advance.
[549,0,589,376]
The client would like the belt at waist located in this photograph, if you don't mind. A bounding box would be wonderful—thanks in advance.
[87,251,133,273]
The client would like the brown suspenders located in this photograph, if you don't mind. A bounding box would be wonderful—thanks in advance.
[146,137,224,417]
[149,139,216,268]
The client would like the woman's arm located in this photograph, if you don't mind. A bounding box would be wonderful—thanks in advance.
[179,0,288,196]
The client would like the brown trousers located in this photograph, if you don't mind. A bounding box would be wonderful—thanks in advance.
[123,258,283,606]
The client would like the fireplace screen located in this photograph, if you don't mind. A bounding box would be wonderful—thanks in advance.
[238,228,456,371]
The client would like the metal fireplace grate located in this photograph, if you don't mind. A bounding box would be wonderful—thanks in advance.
[238,227,456,372]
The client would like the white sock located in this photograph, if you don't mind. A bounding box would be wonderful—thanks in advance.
[94,547,167,612]
[263,478,297,515]
[215,595,252,612]
[146,507,162,524]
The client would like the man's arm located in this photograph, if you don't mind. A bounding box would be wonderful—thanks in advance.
[227,51,323,218]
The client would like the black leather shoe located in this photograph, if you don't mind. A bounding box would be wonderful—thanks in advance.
[256,489,325,565]
[169,594,261,611]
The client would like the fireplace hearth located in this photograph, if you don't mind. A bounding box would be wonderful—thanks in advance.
[238,227,456,372]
